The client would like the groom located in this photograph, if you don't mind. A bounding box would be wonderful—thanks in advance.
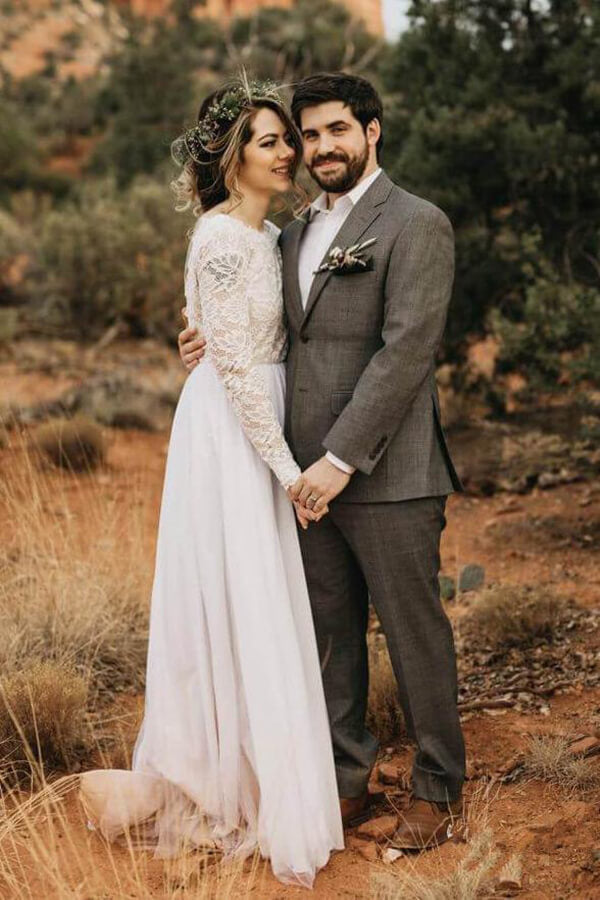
[179,72,466,849]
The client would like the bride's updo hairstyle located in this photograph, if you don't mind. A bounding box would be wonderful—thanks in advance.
[170,73,304,216]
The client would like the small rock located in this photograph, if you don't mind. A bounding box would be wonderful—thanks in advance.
[458,564,485,592]
[357,815,399,840]
[378,762,403,785]
[439,575,456,600]
[382,848,403,864]
[568,736,600,758]
[591,848,600,862]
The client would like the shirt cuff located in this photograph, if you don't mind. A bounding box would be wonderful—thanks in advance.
[326,451,356,475]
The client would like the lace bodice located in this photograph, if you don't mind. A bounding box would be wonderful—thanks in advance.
[184,213,300,489]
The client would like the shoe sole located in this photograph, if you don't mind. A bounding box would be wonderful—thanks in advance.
[392,821,456,851]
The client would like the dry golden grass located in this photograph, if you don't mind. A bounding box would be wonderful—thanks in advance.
[0,774,263,899]
[367,633,406,744]
[29,416,107,472]
[463,584,570,649]
[522,734,600,794]
[0,434,152,774]
[0,437,150,695]
[0,662,88,782]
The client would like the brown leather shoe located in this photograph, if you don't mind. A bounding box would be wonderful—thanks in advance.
[340,791,370,827]
[391,796,463,850]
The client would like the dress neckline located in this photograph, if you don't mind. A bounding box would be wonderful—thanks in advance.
[202,212,271,239]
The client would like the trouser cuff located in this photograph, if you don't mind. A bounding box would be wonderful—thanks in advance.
[412,768,463,805]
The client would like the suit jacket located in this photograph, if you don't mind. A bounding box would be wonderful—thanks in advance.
[279,169,464,504]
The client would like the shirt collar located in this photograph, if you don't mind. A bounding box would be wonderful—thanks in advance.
[308,167,382,221]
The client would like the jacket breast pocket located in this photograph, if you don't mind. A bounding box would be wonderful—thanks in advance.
[330,390,354,416]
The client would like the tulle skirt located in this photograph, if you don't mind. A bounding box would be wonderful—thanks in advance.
[79,360,344,888]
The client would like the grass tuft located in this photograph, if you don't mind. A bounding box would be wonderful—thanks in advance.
[522,734,600,793]
[463,584,570,649]
[29,416,107,472]
[0,662,88,780]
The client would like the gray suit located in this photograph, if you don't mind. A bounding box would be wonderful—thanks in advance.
[279,170,466,802]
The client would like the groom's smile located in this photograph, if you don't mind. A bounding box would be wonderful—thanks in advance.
[300,100,375,195]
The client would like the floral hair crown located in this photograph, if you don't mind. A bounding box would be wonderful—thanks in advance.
[172,76,284,166]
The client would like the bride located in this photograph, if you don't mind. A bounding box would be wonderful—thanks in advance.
[79,76,344,887]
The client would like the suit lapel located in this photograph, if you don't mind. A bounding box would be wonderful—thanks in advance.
[301,170,393,326]
[283,210,310,325]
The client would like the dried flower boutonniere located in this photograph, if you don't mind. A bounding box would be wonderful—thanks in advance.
[314,237,377,275]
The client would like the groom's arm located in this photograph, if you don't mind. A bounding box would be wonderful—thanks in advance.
[322,201,455,475]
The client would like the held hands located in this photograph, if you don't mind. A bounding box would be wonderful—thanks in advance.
[289,457,351,516]
[178,308,206,371]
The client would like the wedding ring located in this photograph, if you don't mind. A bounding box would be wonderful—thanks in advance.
[307,494,319,508]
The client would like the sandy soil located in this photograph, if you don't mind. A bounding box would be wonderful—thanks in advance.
[1,408,599,898]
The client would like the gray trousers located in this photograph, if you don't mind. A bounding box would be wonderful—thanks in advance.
[297,494,465,803]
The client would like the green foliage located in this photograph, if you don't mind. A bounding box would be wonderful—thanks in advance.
[379,0,600,363]
[489,234,600,386]
[230,0,380,82]
[91,21,219,186]
[0,99,41,198]
[33,177,189,339]
[1,0,598,382]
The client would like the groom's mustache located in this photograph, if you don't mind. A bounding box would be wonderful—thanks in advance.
[310,153,349,168]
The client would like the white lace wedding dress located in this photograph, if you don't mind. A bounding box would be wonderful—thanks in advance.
[79,213,344,888]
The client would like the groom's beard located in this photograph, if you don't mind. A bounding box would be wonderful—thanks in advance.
[307,142,369,193]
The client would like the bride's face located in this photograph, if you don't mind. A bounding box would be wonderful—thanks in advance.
[237,107,297,197]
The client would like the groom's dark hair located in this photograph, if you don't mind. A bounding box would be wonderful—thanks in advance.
[291,73,384,160]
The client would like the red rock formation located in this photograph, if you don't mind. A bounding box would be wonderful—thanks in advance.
[127,0,383,35]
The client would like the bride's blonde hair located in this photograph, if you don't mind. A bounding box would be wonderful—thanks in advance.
[171,75,307,217]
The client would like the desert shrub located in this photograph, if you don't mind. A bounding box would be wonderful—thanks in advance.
[29,416,107,471]
[489,238,600,388]
[0,99,41,198]
[367,634,405,744]
[0,208,31,307]
[33,177,188,339]
[0,308,18,343]
[0,661,88,777]
[523,734,600,794]
[464,584,570,649]
[90,28,195,186]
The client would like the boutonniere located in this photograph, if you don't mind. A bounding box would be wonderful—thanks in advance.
[314,237,377,275]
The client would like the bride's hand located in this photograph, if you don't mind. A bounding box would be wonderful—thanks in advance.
[287,485,329,531]
[289,496,329,530]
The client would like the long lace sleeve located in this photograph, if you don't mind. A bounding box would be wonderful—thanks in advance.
[189,224,301,490]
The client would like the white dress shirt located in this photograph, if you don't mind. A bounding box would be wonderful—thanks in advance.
[298,167,382,476]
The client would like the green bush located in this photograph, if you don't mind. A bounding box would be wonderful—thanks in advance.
[33,177,189,339]
[489,236,600,387]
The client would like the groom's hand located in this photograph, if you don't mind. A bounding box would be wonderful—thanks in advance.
[290,457,351,512]
[178,308,206,372]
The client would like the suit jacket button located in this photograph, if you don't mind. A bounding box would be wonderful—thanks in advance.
[301,335,309,343]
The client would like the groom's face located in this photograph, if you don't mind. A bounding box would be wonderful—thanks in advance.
[299,101,370,193]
